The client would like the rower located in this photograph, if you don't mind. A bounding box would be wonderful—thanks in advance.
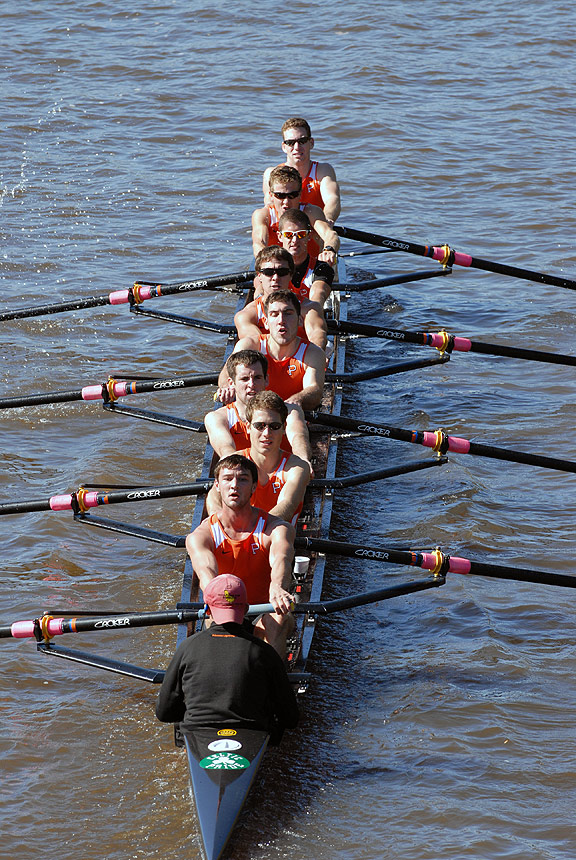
[218,289,326,410]
[155,573,299,741]
[252,165,339,266]
[206,348,312,466]
[262,117,341,225]
[206,390,310,525]
[185,454,296,656]
[235,246,327,350]
[277,209,335,306]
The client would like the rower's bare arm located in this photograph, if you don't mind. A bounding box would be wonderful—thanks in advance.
[185,527,220,592]
[318,166,341,224]
[305,205,339,264]
[204,409,237,458]
[267,520,296,612]
[234,303,261,341]
[268,459,310,522]
[285,403,312,463]
[252,207,270,257]
[302,300,328,350]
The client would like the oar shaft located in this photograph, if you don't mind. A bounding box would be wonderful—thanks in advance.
[0,481,213,516]
[327,321,576,368]
[0,372,219,411]
[0,602,277,639]
[296,538,576,590]
[335,225,576,291]
[0,272,254,323]
[307,412,576,475]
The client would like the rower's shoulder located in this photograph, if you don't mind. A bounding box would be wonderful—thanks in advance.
[285,450,310,472]
[252,204,270,222]
[303,202,327,221]
[315,160,338,180]
[303,339,328,363]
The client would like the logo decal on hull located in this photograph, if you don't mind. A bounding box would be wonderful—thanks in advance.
[199,753,250,770]
[217,728,237,736]
[208,739,242,752]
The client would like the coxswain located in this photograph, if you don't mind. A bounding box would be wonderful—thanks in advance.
[155,573,299,742]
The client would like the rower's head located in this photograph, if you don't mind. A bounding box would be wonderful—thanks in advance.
[254,247,293,296]
[281,118,314,164]
[268,165,302,213]
[278,210,312,262]
[226,350,268,403]
[214,454,258,508]
[263,289,302,345]
[203,574,248,624]
[246,391,288,451]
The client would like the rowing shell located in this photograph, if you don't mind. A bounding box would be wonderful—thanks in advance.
[177,263,348,859]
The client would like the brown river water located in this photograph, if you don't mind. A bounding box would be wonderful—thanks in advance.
[2,2,576,858]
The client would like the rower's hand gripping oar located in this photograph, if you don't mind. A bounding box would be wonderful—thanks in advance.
[335,225,576,292]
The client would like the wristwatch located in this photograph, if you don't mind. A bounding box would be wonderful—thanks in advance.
[323,245,335,253]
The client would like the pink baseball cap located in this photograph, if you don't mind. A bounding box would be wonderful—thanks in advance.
[203,574,248,624]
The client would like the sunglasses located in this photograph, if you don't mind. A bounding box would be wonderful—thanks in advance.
[272,190,300,200]
[283,136,311,147]
[251,421,283,432]
[258,266,291,278]
[280,230,310,240]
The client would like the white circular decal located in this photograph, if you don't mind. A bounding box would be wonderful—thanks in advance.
[208,739,242,752]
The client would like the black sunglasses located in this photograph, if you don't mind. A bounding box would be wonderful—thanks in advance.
[251,421,283,431]
[283,136,311,147]
[258,267,291,277]
[272,190,300,200]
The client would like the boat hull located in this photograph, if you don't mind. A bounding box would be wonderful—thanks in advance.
[184,726,270,860]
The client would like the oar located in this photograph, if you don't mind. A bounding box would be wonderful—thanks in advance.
[306,412,576,475]
[335,225,576,292]
[0,480,214,517]
[327,319,576,368]
[0,271,255,322]
[296,537,576,590]
[0,372,219,411]
[0,356,449,412]
[0,459,444,518]
[0,580,440,641]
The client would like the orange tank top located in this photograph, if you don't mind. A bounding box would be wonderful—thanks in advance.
[208,511,271,604]
[225,402,250,449]
[259,336,308,401]
[299,161,324,209]
[238,448,301,524]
